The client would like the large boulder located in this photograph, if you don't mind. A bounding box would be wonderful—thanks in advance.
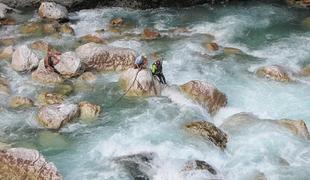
[185,121,228,150]
[37,103,79,130]
[32,60,64,84]
[75,43,137,71]
[54,51,83,78]
[255,65,293,82]
[119,68,162,96]
[221,113,310,140]
[38,2,68,20]
[0,147,62,179]
[79,101,101,121]
[11,45,40,72]
[180,80,227,115]
[19,22,43,34]
[10,96,34,108]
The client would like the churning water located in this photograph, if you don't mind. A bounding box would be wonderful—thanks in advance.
[1,1,310,179]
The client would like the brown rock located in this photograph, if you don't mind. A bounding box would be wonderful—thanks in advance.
[11,45,40,72]
[256,65,292,82]
[110,17,124,27]
[79,101,101,120]
[59,23,75,35]
[142,28,160,40]
[0,147,62,179]
[0,38,16,46]
[287,0,310,8]
[301,64,310,76]
[207,42,219,51]
[10,96,34,108]
[37,92,64,105]
[0,46,13,59]
[276,119,310,140]
[185,121,228,149]
[0,78,10,96]
[180,80,227,115]
[0,18,15,25]
[79,33,105,44]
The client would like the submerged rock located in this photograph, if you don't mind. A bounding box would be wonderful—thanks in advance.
[221,112,310,140]
[76,43,136,71]
[255,65,293,82]
[54,51,83,78]
[30,40,54,53]
[141,27,161,40]
[19,22,42,34]
[38,2,68,21]
[38,131,70,152]
[0,17,16,25]
[180,80,227,115]
[37,103,79,130]
[114,152,156,180]
[0,78,10,96]
[0,37,16,46]
[37,92,65,105]
[185,121,228,150]
[0,46,13,60]
[110,17,124,27]
[0,147,62,179]
[11,45,40,72]
[223,47,244,56]
[301,64,310,76]
[182,160,217,175]
[119,68,162,96]
[78,72,97,83]
[32,60,64,84]
[79,33,105,44]
[287,0,310,8]
[59,23,75,35]
[79,101,101,121]
[42,21,60,34]
[10,96,34,108]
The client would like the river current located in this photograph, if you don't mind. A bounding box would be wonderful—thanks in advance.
[0,1,310,180]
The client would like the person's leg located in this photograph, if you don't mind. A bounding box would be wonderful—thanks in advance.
[156,74,163,84]
[161,73,167,84]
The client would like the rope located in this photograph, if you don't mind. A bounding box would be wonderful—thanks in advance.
[107,68,142,108]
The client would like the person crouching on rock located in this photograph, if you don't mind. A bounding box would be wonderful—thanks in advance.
[151,59,167,84]
[134,54,148,69]
[44,48,61,73]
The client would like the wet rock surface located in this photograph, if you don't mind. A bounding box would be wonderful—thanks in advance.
[114,152,156,180]
[185,121,228,149]
[255,65,293,82]
[38,2,68,21]
[11,45,40,72]
[180,80,227,115]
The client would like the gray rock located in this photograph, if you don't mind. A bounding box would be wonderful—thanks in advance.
[11,45,39,72]
[38,2,68,20]
[76,43,136,71]
[114,152,156,180]
[54,51,82,78]
[37,103,79,130]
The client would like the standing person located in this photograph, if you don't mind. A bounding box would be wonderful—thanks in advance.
[151,59,167,84]
[134,54,148,69]
[44,48,62,73]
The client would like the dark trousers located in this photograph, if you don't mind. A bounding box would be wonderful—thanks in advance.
[154,73,167,84]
